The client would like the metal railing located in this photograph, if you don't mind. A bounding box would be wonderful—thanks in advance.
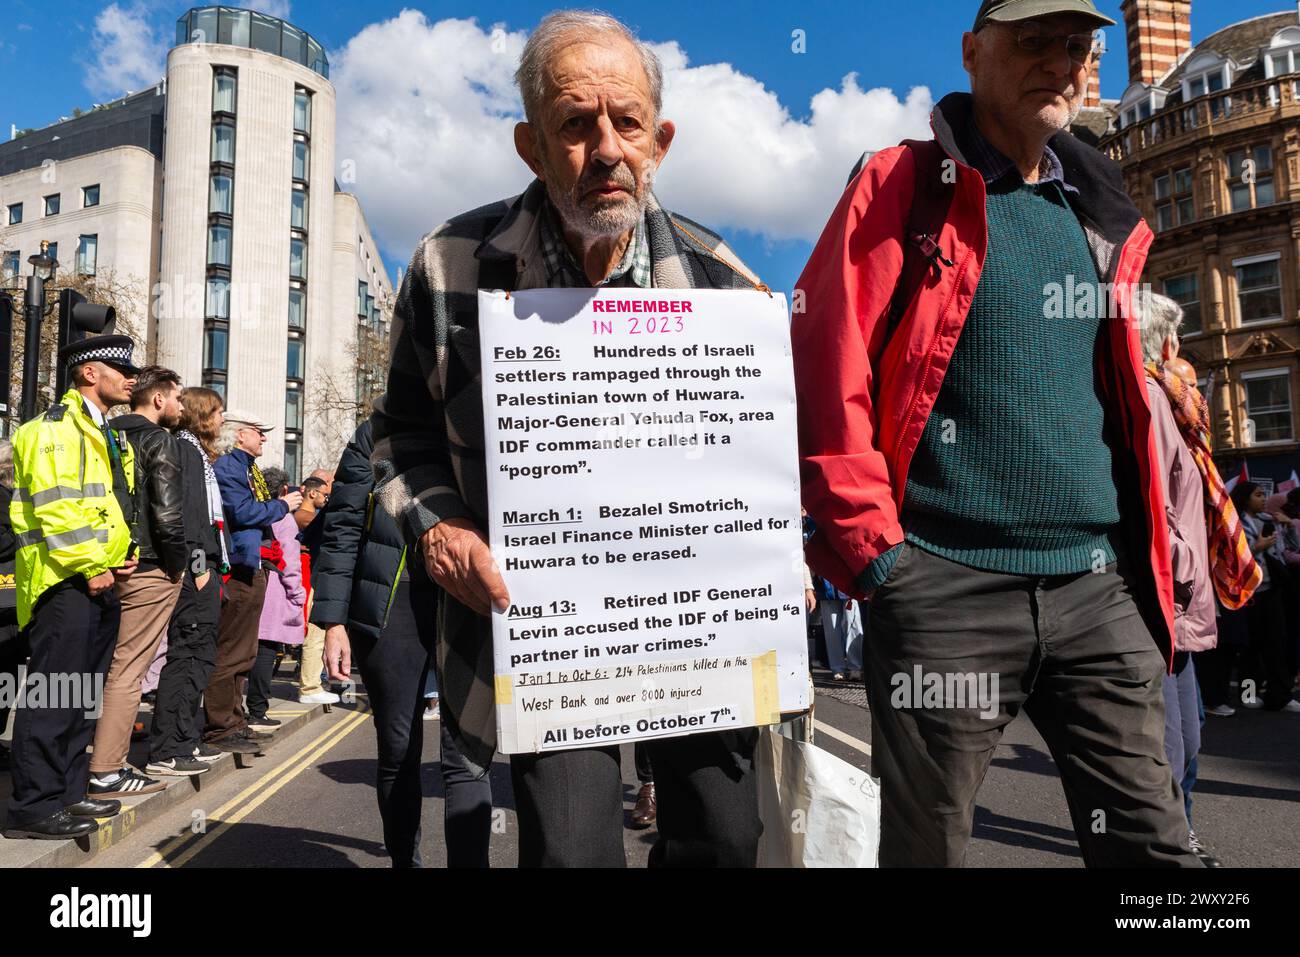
[1103,73,1300,162]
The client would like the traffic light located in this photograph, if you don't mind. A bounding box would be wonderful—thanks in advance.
[54,289,117,397]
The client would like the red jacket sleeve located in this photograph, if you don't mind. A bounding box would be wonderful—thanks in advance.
[792,146,916,595]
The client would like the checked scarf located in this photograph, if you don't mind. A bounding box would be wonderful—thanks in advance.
[1146,362,1261,609]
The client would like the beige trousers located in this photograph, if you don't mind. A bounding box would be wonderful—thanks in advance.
[90,567,181,775]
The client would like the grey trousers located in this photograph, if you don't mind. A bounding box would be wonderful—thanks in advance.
[866,539,1201,868]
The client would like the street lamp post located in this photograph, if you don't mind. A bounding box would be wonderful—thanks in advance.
[18,241,58,423]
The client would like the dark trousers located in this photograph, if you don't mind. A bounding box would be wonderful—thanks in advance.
[352,575,492,868]
[204,567,266,741]
[0,615,27,745]
[1242,587,1293,709]
[149,570,220,762]
[245,641,281,722]
[634,741,653,785]
[5,577,120,827]
[510,728,761,868]
[866,540,1200,868]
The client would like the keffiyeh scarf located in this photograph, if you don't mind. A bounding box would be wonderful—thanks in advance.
[1146,362,1261,609]
[178,429,230,574]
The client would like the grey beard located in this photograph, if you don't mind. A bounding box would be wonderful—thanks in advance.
[543,157,657,240]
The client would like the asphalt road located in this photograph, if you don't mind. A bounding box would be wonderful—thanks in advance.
[88,673,1300,868]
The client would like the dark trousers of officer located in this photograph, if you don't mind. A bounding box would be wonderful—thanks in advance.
[5,577,120,827]
[866,540,1201,868]
[149,570,220,762]
[352,574,493,869]
[204,567,266,741]
[509,728,761,868]
[0,613,27,748]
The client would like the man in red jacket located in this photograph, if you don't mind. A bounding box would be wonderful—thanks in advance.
[793,0,1198,867]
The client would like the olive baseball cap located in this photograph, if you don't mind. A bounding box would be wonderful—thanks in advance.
[973,0,1116,31]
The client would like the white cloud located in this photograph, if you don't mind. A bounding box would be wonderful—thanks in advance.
[331,14,934,266]
[245,0,292,19]
[84,2,167,98]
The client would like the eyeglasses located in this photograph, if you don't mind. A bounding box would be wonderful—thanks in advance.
[1010,26,1101,66]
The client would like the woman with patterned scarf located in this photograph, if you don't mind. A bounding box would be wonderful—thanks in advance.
[1138,291,1260,867]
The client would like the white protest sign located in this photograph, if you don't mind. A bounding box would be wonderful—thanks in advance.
[479,288,808,754]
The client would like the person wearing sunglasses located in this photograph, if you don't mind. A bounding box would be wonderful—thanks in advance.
[794,0,1200,866]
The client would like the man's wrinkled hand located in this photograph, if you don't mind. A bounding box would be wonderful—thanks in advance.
[323,624,351,681]
[419,518,510,617]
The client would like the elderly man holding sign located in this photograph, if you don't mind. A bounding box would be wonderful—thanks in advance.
[368,11,786,867]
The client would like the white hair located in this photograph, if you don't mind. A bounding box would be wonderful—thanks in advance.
[216,421,239,456]
[1134,289,1184,363]
[515,10,663,131]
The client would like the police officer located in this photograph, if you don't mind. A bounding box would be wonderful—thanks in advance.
[3,335,141,840]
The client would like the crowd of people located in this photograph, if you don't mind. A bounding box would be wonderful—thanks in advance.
[3,0,1298,868]
[0,341,359,838]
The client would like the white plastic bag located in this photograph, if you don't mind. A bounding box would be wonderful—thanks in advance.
[755,725,880,867]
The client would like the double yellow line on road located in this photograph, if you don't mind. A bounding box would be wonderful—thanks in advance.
[138,707,372,868]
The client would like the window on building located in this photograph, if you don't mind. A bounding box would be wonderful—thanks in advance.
[213,70,237,114]
[1243,369,1294,443]
[294,89,312,133]
[1235,256,1283,325]
[283,25,306,66]
[43,194,60,217]
[250,12,281,55]
[83,184,100,208]
[1228,147,1275,211]
[203,324,229,371]
[357,280,368,317]
[285,388,303,431]
[283,436,301,486]
[308,38,326,77]
[291,188,308,231]
[192,6,217,44]
[212,121,235,164]
[292,139,309,182]
[76,234,97,276]
[206,277,231,319]
[207,224,232,268]
[217,8,251,46]
[202,376,226,402]
[7,203,22,225]
[2,251,19,283]
[1163,273,1202,335]
[288,287,305,329]
[286,336,305,380]
[210,173,233,215]
[290,238,307,280]
[46,242,57,274]
[1154,166,1194,231]
[1186,68,1226,99]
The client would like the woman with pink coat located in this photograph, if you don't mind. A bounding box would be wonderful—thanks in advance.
[247,467,307,732]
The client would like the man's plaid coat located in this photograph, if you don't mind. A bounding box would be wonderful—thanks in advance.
[372,177,764,774]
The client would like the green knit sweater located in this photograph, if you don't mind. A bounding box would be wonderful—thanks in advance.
[900,178,1122,576]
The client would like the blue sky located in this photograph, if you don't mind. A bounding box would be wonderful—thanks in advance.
[0,0,1288,296]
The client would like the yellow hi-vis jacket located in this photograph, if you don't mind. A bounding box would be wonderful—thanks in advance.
[9,388,136,627]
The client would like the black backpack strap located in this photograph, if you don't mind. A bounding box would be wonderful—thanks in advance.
[884,139,957,339]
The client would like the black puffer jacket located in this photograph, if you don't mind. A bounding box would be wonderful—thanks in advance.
[109,413,187,578]
[308,420,409,642]
[0,484,17,625]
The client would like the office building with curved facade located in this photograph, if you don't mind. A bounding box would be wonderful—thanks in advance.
[0,6,391,478]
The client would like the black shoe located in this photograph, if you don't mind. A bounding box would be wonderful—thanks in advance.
[192,743,224,763]
[66,798,122,818]
[3,809,98,840]
[211,729,265,754]
[247,715,281,733]
[242,725,275,741]
[146,755,211,777]
[87,766,168,798]
[1188,830,1222,868]
[139,691,157,709]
